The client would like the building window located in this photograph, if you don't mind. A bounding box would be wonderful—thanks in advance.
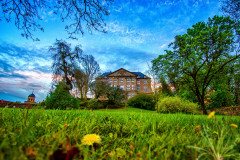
[137,80,140,84]
[137,86,140,91]
[109,79,112,82]
[127,78,130,82]
[132,93,135,97]
[144,86,148,91]
[144,80,147,84]
[114,85,117,87]
[120,85,124,90]
[132,85,135,90]
[114,79,117,82]
[128,93,131,98]
[120,79,123,83]
[132,78,135,82]
[127,85,130,90]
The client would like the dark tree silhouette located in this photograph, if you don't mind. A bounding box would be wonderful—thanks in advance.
[49,39,82,91]
[0,0,113,41]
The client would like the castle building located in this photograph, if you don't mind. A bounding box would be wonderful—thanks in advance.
[24,92,36,103]
[96,68,152,99]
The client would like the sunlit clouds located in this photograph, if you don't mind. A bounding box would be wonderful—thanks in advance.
[0,0,220,102]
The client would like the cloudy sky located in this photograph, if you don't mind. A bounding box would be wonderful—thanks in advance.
[0,0,221,102]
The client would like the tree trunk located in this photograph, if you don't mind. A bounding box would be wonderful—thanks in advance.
[195,90,208,115]
[200,100,208,115]
[155,91,158,113]
[235,78,240,106]
[80,87,84,99]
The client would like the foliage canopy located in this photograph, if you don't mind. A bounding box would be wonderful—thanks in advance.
[127,93,155,110]
[45,81,79,110]
[152,16,240,114]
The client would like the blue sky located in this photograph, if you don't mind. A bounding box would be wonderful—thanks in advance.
[0,0,221,102]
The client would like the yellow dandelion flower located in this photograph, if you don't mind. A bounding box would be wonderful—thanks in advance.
[195,125,201,129]
[213,131,218,135]
[230,124,238,128]
[81,134,101,145]
[208,111,215,118]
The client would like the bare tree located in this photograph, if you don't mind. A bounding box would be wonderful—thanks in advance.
[73,68,87,98]
[49,39,83,91]
[0,0,113,41]
[74,54,100,98]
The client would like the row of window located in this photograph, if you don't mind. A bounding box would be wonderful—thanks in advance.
[128,92,135,98]
[111,85,148,91]
[109,79,147,84]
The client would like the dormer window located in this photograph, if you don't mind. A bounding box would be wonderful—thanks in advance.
[137,75,140,78]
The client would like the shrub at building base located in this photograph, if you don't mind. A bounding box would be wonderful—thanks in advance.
[87,99,104,110]
[127,93,155,110]
[158,96,199,114]
[45,82,79,110]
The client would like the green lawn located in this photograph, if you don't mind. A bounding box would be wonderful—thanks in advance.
[0,107,240,159]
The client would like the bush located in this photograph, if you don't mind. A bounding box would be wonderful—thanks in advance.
[158,96,199,114]
[87,99,104,110]
[45,82,79,110]
[127,93,155,110]
[207,89,234,109]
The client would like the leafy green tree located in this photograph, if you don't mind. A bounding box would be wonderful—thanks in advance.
[106,85,127,104]
[50,39,82,91]
[177,84,199,103]
[220,0,240,106]
[89,81,108,99]
[233,63,240,105]
[209,67,234,108]
[89,81,126,104]
[45,82,79,110]
[159,76,174,96]
[152,16,240,114]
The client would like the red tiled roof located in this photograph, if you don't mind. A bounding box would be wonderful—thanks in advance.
[0,99,12,103]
